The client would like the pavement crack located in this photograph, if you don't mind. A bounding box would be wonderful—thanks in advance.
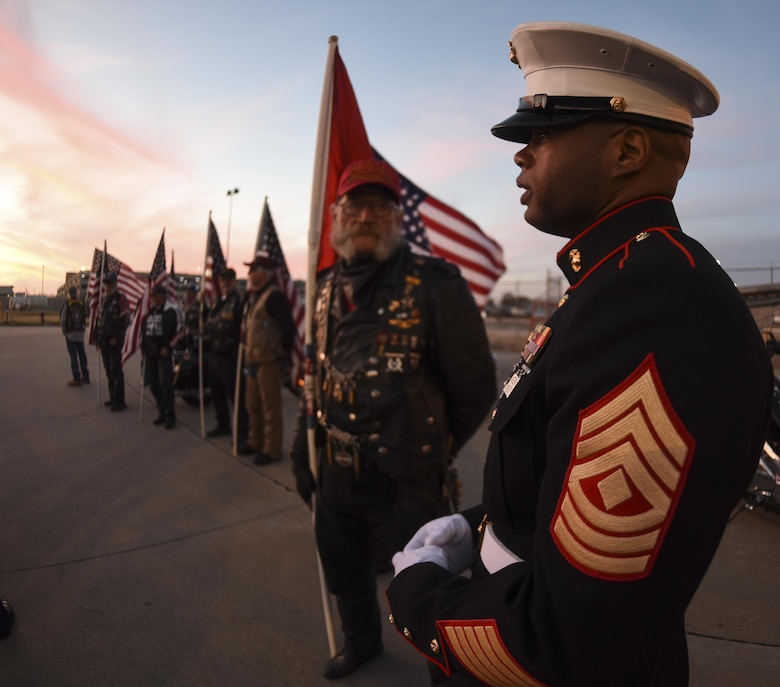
[686,630,779,648]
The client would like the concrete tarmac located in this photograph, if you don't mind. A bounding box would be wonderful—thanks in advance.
[0,325,778,686]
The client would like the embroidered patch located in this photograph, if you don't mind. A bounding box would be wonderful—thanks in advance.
[437,619,548,687]
[551,354,694,581]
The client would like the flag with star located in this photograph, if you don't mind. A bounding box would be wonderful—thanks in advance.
[122,229,168,364]
[202,215,226,308]
[254,197,305,393]
[86,243,145,347]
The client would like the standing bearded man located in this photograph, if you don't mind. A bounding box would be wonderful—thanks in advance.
[290,159,496,680]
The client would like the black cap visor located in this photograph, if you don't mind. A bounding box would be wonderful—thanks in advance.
[492,94,693,143]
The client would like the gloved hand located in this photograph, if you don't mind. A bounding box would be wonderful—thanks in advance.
[392,544,449,575]
[392,513,474,576]
[292,464,316,507]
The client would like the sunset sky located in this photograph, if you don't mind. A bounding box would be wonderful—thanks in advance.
[1,0,779,300]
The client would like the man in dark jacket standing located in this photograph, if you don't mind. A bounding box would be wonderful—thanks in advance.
[142,284,179,429]
[96,274,131,412]
[290,159,496,680]
[204,268,248,442]
[387,22,773,687]
[60,286,90,386]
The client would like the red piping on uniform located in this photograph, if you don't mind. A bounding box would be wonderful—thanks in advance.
[556,196,670,263]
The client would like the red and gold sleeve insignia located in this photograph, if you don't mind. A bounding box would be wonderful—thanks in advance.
[437,619,548,687]
[551,354,694,581]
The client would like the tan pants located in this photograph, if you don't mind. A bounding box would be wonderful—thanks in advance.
[245,361,283,460]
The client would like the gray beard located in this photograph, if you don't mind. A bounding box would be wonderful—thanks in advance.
[330,224,403,262]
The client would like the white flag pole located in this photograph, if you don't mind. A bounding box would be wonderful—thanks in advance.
[305,34,339,659]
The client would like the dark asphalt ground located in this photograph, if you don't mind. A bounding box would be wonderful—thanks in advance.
[0,325,778,686]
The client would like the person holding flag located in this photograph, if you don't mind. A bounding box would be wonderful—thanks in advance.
[96,273,131,412]
[241,250,295,465]
[141,284,179,429]
[289,159,496,680]
[204,267,248,442]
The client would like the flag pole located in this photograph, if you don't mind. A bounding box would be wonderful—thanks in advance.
[96,242,107,406]
[305,34,339,659]
[198,212,211,440]
[139,355,146,420]
[232,343,243,457]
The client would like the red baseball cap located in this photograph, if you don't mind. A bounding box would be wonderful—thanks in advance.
[335,159,401,201]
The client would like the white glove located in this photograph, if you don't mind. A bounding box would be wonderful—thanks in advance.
[392,544,449,576]
[392,514,474,576]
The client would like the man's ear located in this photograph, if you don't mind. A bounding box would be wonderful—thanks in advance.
[614,127,651,175]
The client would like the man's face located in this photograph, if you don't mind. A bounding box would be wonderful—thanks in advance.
[152,293,165,307]
[513,121,619,238]
[248,267,269,289]
[330,187,403,261]
[219,277,236,294]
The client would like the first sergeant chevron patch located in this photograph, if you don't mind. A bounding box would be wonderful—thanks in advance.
[551,354,694,581]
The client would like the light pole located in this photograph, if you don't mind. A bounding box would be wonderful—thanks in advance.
[226,188,239,262]
[41,265,45,295]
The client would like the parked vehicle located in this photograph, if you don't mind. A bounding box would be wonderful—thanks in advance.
[173,345,210,407]
[745,375,780,511]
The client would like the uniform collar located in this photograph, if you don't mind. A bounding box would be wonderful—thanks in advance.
[557,196,681,286]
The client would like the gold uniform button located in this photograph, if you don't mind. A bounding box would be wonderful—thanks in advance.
[430,638,440,654]
[403,627,413,640]
[388,614,395,625]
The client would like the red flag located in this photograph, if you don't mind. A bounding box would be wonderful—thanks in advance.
[253,198,305,393]
[316,45,373,273]
[315,44,505,306]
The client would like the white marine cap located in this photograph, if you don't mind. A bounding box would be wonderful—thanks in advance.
[492,22,719,143]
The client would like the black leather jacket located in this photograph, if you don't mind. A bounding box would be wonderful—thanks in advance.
[291,243,496,486]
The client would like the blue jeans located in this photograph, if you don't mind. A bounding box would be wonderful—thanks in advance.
[66,337,89,382]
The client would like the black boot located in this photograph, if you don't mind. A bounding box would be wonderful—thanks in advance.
[322,642,382,680]
[323,597,383,679]
[153,414,166,426]
[0,599,15,640]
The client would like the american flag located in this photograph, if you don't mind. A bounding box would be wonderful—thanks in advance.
[254,198,305,393]
[86,245,145,346]
[122,230,168,364]
[202,217,226,308]
[377,151,506,308]
[315,44,505,307]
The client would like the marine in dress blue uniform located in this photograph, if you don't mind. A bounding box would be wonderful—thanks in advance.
[387,22,773,687]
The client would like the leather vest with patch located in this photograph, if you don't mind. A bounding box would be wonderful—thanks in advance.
[313,254,450,478]
[245,285,284,364]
